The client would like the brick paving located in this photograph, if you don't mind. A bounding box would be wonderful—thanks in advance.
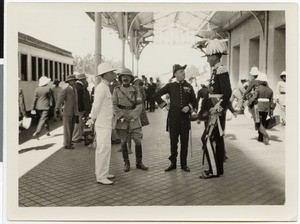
[18,109,285,206]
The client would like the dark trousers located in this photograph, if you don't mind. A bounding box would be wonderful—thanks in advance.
[149,97,156,112]
[168,109,190,168]
[35,110,50,135]
[257,112,268,141]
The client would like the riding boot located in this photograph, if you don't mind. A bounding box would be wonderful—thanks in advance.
[135,145,148,170]
[122,143,130,172]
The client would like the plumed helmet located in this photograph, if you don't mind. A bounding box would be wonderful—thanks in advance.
[193,38,228,57]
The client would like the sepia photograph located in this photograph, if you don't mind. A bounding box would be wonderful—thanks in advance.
[5,2,298,222]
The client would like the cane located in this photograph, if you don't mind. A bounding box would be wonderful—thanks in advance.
[190,127,193,158]
[201,145,205,178]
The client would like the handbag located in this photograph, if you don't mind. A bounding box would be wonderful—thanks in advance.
[265,115,280,129]
[22,117,32,129]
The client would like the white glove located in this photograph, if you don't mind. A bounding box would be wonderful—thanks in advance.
[86,119,95,127]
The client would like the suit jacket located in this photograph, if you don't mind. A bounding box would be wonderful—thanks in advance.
[32,86,54,111]
[74,81,86,112]
[55,85,78,116]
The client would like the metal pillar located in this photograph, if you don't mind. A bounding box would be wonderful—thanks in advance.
[94,12,102,86]
[132,53,135,75]
[136,59,139,77]
[122,38,126,68]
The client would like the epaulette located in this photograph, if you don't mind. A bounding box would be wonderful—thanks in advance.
[216,65,228,75]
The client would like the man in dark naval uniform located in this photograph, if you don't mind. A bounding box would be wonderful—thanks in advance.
[195,39,232,179]
[154,64,198,172]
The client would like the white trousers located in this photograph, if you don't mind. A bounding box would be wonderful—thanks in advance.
[95,126,112,181]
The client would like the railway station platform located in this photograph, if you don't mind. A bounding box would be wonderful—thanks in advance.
[18,109,285,206]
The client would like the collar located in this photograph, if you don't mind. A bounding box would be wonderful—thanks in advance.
[175,80,185,84]
[101,79,110,86]
[212,62,222,70]
[76,80,84,85]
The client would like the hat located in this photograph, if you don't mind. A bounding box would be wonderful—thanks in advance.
[256,73,269,82]
[65,74,78,83]
[97,62,117,77]
[249,67,260,76]
[53,80,60,85]
[173,64,187,78]
[118,67,134,83]
[76,73,87,80]
[280,71,286,78]
[194,38,228,57]
[38,76,51,87]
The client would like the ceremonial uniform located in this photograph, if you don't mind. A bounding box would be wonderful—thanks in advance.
[200,63,232,177]
[154,79,197,169]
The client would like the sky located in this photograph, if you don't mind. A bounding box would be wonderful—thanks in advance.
[16,4,209,83]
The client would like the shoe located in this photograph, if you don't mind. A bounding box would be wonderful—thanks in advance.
[32,132,40,140]
[199,173,220,179]
[257,138,263,142]
[64,145,75,149]
[46,132,51,136]
[124,162,130,172]
[107,174,115,179]
[224,155,228,162]
[72,139,81,143]
[128,148,133,154]
[136,163,148,170]
[263,136,270,145]
[117,148,122,152]
[181,166,190,172]
[97,178,113,185]
[165,163,176,172]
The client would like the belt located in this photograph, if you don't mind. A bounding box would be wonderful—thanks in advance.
[208,93,223,98]
[118,105,136,110]
[257,98,269,102]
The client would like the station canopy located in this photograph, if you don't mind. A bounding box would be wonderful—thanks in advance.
[87,11,256,59]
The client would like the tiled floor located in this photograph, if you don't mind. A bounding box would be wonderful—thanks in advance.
[19,109,285,206]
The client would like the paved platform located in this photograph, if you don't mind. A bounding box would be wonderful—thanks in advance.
[18,109,285,206]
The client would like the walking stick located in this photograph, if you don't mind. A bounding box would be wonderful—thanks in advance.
[190,127,193,158]
[201,145,205,178]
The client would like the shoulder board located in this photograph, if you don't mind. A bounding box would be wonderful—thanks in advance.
[216,66,228,75]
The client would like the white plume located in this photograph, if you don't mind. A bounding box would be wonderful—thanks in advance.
[205,39,228,55]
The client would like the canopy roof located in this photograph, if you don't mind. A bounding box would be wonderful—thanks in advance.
[87,11,261,59]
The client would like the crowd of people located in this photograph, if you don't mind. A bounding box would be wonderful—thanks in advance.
[18,38,286,185]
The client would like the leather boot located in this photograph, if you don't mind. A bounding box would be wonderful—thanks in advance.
[136,145,148,170]
[124,161,130,172]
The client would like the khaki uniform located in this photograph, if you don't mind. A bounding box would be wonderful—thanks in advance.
[113,85,145,166]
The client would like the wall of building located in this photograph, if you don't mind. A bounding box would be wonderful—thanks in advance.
[267,11,286,90]
[229,15,265,89]
[228,11,285,91]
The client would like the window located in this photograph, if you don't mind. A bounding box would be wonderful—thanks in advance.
[63,63,66,79]
[20,54,27,81]
[50,60,53,80]
[249,36,260,69]
[71,65,73,74]
[66,64,69,75]
[44,59,49,77]
[55,61,58,80]
[31,56,37,81]
[59,62,62,80]
[38,58,43,79]
[232,45,240,88]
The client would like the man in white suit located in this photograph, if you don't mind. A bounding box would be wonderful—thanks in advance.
[88,62,117,185]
